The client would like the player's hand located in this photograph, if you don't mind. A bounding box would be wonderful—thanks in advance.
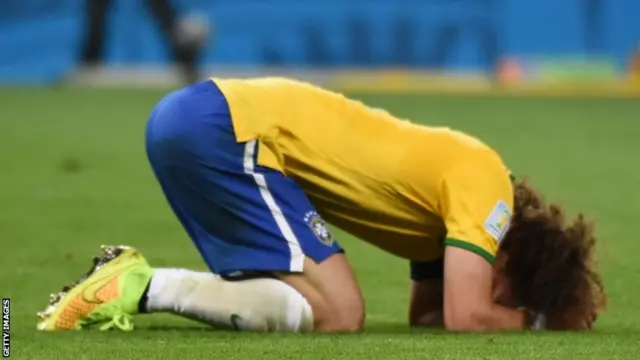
[408,278,444,327]
[520,308,547,330]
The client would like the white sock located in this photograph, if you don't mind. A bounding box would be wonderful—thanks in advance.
[145,268,314,332]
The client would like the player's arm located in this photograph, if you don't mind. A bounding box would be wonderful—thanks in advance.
[443,246,525,331]
[439,162,531,332]
[408,260,444,327]
[408,255,529,330]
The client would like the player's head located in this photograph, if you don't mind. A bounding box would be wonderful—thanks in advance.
[494,179,606,330]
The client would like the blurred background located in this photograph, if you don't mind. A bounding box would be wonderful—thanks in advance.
[1,0,640,92]
[3,3,640,358]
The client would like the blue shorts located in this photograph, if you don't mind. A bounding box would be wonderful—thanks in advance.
[145,81,343,276]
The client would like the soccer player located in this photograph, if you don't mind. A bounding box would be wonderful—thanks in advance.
[37,78,605,333]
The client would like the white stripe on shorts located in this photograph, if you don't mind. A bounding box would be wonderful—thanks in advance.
[242,140,305,272]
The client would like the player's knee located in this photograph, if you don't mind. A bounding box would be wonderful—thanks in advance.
[343,299,366,331]
[340,305,366,332]
[313,299,365,333]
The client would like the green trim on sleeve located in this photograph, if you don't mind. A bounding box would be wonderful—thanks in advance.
[444,238,496,264]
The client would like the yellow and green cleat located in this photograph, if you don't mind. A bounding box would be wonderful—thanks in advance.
[36,245,154,331]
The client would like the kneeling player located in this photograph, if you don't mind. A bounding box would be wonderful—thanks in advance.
[37,78,605,332]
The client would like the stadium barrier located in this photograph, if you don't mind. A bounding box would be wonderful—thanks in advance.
[66,66,640,98]
[1,0,639,97]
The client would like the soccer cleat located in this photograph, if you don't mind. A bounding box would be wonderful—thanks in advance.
[36,245,154,331]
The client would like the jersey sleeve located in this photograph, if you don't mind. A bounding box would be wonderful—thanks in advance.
[440,160,514,264]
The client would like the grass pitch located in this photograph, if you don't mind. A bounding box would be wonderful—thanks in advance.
[1,88,639,359]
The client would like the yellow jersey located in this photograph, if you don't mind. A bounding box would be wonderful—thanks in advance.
[213,77,513,263]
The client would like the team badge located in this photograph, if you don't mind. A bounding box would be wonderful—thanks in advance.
[304,211,334,246]
[484,200,512,243]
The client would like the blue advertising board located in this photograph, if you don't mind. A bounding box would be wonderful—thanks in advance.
[0,0,638,84]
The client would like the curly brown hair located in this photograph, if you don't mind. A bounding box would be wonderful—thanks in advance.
[498,179,606,330]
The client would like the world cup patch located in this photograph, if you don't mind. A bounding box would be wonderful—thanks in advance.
[484,200,512,243]
[304,211,334,246]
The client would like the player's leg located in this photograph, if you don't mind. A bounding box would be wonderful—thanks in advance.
[36,242,313,332]
[276,254,365,332]
[144,0,205,83]
[141,268,314,331]
[140,257,363,332]
[80,0,111,65]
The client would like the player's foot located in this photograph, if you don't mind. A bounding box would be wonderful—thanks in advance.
[36,245,154,331]
[173,15,209,84]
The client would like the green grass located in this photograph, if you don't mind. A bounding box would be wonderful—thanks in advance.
[1,87,639,359]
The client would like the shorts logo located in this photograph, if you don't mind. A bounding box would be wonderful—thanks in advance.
[484,200,512,243]
[304,211,334,246]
